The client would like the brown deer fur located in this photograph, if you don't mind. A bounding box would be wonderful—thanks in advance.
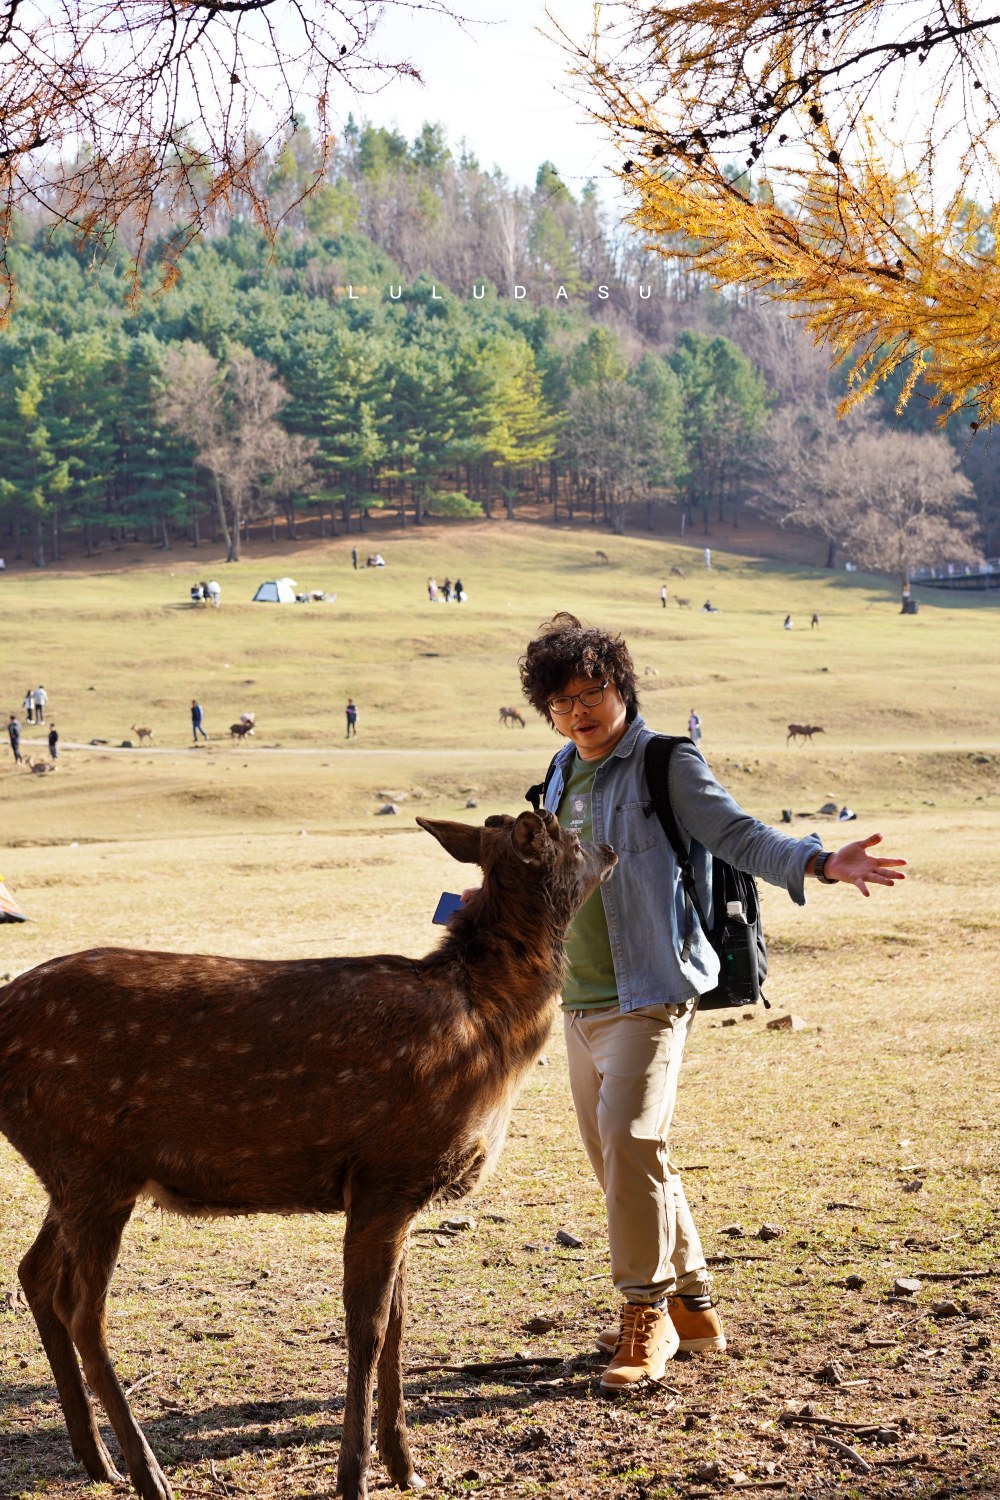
[0,812,616,1500]
[229,720,255,740]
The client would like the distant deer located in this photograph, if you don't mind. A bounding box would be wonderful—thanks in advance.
[675,596,691,608]
[130,725,154,745]
[24,757,56,775]
[498,705,525,728]
[230,720,255,741]
[594,549,609,562]
[0,812,616,1500]
[786,723,825,746]
[669,566,685,577]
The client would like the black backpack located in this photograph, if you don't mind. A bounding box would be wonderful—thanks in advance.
[526,734,768,1010]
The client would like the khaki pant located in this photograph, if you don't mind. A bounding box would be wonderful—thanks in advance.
[564,1002,709,1303]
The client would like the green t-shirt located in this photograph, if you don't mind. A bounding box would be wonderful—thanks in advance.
[558,749,618,1011]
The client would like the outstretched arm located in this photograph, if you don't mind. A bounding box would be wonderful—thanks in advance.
[808,834,907,897]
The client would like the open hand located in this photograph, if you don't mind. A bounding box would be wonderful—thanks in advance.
[825,833,907,897]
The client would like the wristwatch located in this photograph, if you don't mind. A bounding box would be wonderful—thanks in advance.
[814,851,837,885]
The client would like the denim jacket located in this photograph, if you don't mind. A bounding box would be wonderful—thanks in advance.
[542,715,824,1011]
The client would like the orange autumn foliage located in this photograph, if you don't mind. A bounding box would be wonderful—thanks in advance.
[568,1,1000,427]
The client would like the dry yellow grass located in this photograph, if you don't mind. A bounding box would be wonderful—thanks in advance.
[1,524,998,1498]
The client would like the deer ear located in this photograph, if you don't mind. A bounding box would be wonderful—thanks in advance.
[416,817,484,865]
[511,809,550,865]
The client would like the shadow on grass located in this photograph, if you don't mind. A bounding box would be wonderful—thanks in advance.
[5,1356,609,1476]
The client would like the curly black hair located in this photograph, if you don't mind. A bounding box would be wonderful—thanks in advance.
[519,612,640,728]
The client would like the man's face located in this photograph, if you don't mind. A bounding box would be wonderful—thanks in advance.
[549,673,628,761]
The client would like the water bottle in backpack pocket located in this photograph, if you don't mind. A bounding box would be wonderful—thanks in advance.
[715,899,760,1006]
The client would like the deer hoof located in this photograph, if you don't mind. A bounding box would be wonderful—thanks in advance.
[406,1474,427,1491]
[77,1444,122,1484]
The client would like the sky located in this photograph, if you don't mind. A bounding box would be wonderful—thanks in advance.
[333,0,624,199]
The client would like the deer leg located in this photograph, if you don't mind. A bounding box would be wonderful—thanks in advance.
[337,1207,413,1500]
[376,1244,424,1490]
[19,1206,124,1483]
[55,1205,173,1500]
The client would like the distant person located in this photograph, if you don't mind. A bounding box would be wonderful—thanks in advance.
[345,698,358,738]
[701,599,718,613]
[659,584,667,609]
[442,578,453,602]
[454,577,465,602]
[8,714,22,763]
[688,708,702,745]
[704,547,711,570]
[47,723,59,760]
[206,579,221,609]
[783,614,793,630]
[428,577,439,602]
[32,685,47,722]
[811,613,820,629]
[22,688,33,725]
[191,699,208,742]
[351,546,358,570]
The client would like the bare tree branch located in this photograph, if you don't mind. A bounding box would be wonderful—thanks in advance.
[0,0,464,318]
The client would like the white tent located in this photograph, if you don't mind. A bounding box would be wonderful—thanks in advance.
[252,577,296,604]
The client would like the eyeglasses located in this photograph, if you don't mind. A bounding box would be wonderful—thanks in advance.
[547,682,608,716]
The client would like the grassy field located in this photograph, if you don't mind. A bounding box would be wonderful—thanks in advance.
[1,522,998,1499]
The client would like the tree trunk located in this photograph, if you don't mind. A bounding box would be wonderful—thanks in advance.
[160,512,171,550]
[33,515,45,567]
[212,477,234,560]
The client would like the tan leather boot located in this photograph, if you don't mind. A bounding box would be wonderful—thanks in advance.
[599,1302,680,1390]
[598,1292,726,1356]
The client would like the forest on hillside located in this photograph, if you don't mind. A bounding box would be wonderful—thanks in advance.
[0,119,995,578]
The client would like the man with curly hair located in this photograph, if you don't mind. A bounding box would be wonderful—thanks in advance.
[519,613,905,1391]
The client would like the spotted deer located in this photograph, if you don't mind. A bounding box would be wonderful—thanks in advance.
[0,812,616,1500]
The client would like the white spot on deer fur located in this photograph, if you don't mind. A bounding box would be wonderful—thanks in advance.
[62,1054,78,1066]
[99,1026,117,1043]
[66,1010,78,1025]
[336,1070,354,1083]
[180,1057,195,1069]
[127,1020,140,1034]
[42,1049,55,1062]
[155,1033,171,1045]
[45,1001,56,1018]
[235,1043,252,1055]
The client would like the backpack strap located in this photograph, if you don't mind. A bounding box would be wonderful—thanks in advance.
[525,752,560,814]
[643,735,709,961]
